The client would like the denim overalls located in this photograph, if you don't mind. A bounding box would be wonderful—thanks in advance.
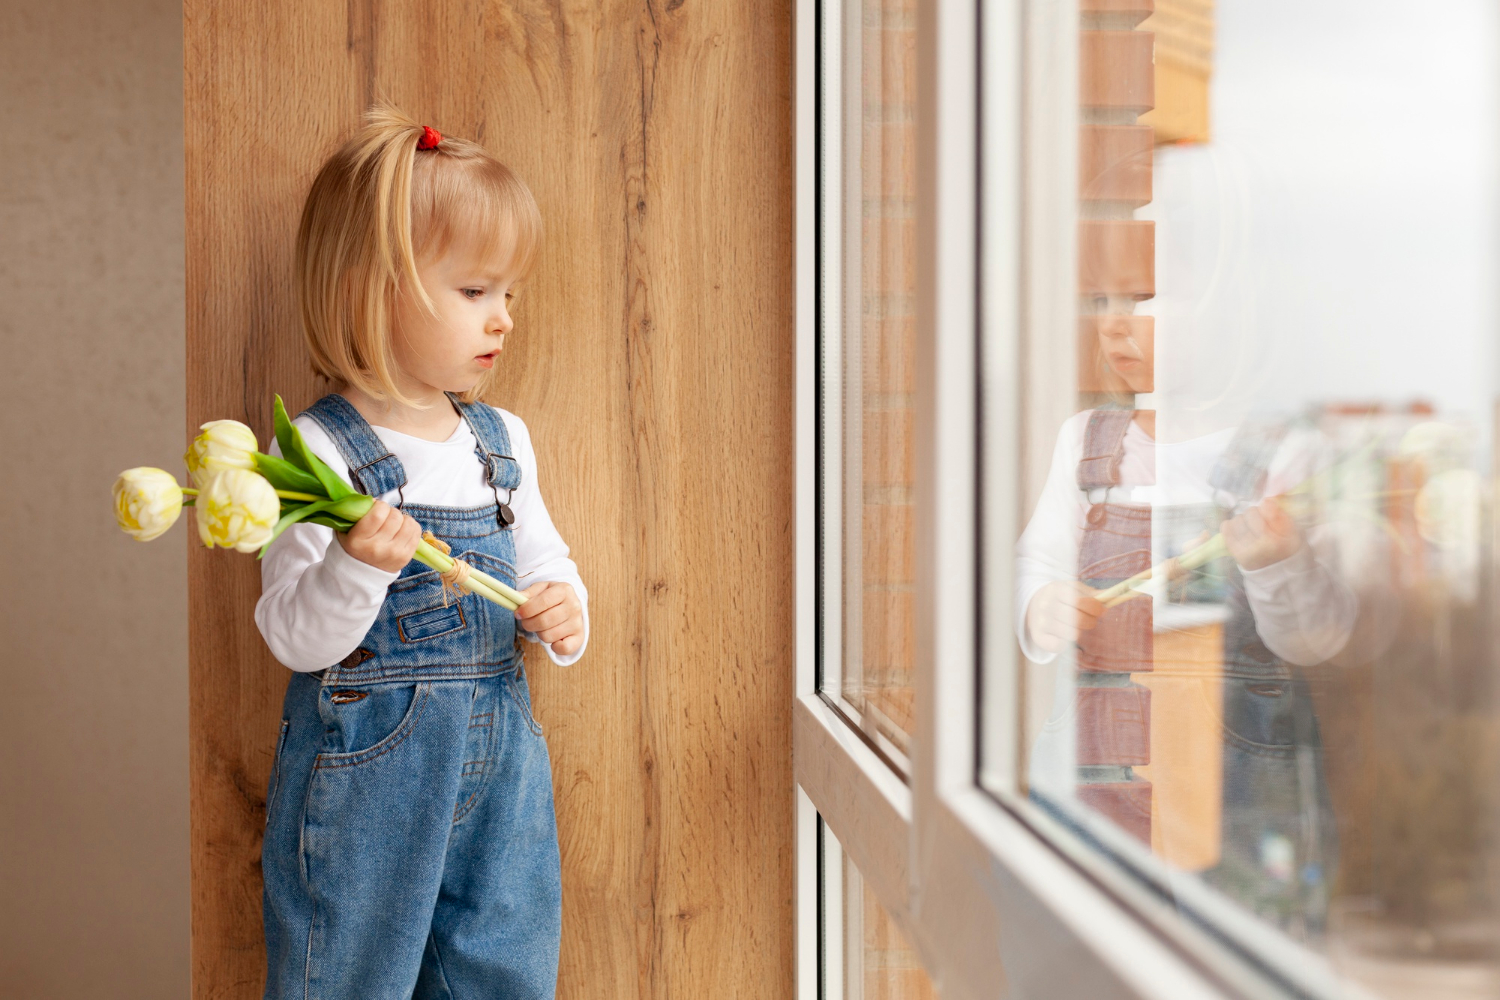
[262,393,561,1000]
[1074,409,1337,936]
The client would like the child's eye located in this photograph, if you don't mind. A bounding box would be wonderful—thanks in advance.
[462,288,484,300]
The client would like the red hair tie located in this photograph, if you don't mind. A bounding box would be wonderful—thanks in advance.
[417,125,443,150]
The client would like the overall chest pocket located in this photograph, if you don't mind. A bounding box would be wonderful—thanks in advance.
[397,602,467,643]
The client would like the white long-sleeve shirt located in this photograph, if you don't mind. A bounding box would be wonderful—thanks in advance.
[1016,411,1356,667]
[255,407,588,672]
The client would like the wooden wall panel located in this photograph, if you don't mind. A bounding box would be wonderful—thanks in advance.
[185,2,794,996]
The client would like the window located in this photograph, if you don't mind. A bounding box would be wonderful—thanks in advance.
[819,0,922,766]
[820,818,939,1000]
[799,0,1500,997]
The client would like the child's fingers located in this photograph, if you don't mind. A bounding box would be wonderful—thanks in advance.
[517,581,557,605]
[537,620,582,645]
[525,602,576,632]
[516,582,575,620]
[1070,585,1105,623]
[350,499,393,538]
[1261,497,1294,536]
[376,508,414,545]
[394,512,423,554]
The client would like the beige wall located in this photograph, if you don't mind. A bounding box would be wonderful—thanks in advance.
[0,1,188,996]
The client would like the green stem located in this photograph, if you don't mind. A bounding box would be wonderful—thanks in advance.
[1098,532,1229,609]
[414,541,518,610]
[276,489,323,502]
[462,566,529,606]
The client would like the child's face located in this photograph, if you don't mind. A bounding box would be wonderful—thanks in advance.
[1092,295,1153,395]
[391,243,519,397]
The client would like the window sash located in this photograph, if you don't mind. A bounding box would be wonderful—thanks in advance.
[793,0,1356,997]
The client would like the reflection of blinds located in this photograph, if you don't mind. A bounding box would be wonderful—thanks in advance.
[1141,0,1215,144]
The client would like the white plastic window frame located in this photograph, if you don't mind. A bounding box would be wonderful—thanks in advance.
[790,0,1367,997]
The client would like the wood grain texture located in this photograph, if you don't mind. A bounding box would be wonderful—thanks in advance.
[185,2,794,996]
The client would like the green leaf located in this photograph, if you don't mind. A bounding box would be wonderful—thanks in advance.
[271,393,356,501]
[303,514,357,532]
[255,452,327,496]
[302,449,357,501]
[273,395,298,468]
[286,424,353,500]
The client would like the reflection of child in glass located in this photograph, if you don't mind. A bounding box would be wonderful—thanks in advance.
[254,106,587,998]
[1016,301,1356,933]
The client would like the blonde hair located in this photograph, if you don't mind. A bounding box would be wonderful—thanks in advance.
[295,103,542,404]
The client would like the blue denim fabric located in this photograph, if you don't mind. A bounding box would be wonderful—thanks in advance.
[1072,411,1337,938]
[262,395,560,999]
[1203,579,1337,935]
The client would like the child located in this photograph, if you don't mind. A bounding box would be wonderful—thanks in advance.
[254,105,587,999]
[1017,309,1353,932]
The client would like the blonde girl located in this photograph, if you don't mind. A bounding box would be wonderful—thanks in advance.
[255,105,586,1000]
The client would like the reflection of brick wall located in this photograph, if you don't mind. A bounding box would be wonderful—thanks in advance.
[1077,0,1157,844]
[858,0,918,739]
[860,880,938,1000]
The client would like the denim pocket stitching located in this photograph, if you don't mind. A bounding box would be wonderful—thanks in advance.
[313,684,432,770]
[507,673,544,737]
[461,549,518,581]
[1218,722,1299,758]
[396,602,467,643]
[266,718,291,828]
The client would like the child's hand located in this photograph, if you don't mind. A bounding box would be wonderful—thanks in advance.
[336,499,423,573]
[516,581,585,657]
[1223,496,1304,571]
[1025,580,1106,654]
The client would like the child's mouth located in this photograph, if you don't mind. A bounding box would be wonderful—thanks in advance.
[475,351,500,369]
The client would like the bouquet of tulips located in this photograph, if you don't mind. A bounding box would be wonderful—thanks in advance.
[112,395,527,611]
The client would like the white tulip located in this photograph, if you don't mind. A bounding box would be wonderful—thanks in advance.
[184,419,259,487]
[196,469,281,553]
[113,467,185,542]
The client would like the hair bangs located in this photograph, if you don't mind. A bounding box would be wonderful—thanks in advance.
[412,152,543,283]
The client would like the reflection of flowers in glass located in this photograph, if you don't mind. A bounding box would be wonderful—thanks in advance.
[113,467,184,541]
[195,469,280,553]
[1398,421,1474,473]
[1415,468,1481,550]
[184,419,259,487]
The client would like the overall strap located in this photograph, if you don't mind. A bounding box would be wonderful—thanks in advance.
[299,394,409,498]
[1076,409,1136,493]
[1207,417,1290,511]
[446,393,523,491]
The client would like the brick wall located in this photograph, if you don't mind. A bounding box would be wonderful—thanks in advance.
[853,0,919,742]
[1075,0,1158,843]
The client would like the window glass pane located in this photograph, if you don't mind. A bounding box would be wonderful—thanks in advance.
[997,0,1500,991]
[823,0,919,759]
[842,857,937,1000]
[821,821,938,999]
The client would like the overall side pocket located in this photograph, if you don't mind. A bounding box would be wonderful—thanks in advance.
[314,683,433,771]
[506,671,544,737]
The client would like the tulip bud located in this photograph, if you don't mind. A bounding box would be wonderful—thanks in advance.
[184,420,259,488]
[113,467,185,542]
[196,468,280,553]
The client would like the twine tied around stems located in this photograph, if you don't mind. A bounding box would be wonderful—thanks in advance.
[422,531,472,606]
